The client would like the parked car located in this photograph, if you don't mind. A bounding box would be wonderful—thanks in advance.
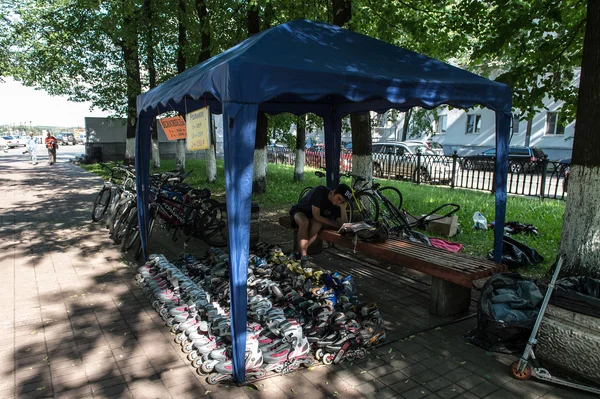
[63,133,76,145]
[56,134,65,145]
[77,134,86,144]
[13,135,26,147]
[402,139,444,155]
[0,137,8,152]
[2,135,18,148]
[461,146,546,173]
[372,141,454,182]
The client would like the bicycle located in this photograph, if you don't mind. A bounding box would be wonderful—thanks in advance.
[91,163,135,222]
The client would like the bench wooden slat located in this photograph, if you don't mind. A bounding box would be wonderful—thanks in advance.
[278,216,506,288]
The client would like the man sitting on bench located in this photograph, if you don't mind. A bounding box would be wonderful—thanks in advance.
[290,183,352,267]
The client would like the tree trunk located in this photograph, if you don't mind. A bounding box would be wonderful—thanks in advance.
[253,112,268,194]
[195,0,210,64]
[332,0,351,27]
[196,0,214,181]
[401,109,412,141]
[175,0,188,172]
[559,0,600,278]
[121,7,141,164]
[247,3,267,194]
[350,113,372,186]
[206,131,217,183]
[144,0,160,168]
[294,115,306,182]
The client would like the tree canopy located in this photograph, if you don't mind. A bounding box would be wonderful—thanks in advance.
[1,0,587,126]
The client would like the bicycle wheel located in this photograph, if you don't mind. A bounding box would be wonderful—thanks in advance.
[134,208,157,261]
[112,200,136,244]
[298,186,313,202]
[91,187,112,222]
[185,199,220,239]
[200,202,228,247]
[352,192,379,222]
[379,186,403,210]
[120,206,139,252]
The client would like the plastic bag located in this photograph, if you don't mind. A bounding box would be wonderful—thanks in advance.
[473,211,488,230]
[464,273,542,353]
[487,235,544,269]
[543,276,600,318]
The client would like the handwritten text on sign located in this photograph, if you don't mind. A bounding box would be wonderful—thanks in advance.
[186,106,211,151]
[159,116,187,140]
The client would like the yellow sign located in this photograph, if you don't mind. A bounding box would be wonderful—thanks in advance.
[186,106,211,151]
[159,116,187,140]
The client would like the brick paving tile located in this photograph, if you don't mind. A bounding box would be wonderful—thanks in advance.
[379,370,408,386]
[412,370,440,384]
[90,382,130,397]
[435,383,466,399]
[442,367,471,383]
[389,379,419,394]
[367,364,398,379]
[469,381,499,398]
[401,385,432,399]
[484,388,522,399]
[422,376,452,392]
[421,394,443,399]
[456,374,487,390]
[399,363,429,378]
[361,386,398,399]
[52,374,90,390]
[54,385,94,399]
[354,378,387,394]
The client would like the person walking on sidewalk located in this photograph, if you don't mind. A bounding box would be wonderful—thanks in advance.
[24,131,38,164]
[45,132,58,165]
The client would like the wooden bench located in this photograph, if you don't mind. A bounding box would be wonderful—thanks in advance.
[279,216,507,317]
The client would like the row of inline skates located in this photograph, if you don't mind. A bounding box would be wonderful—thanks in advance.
[135,243,386,384]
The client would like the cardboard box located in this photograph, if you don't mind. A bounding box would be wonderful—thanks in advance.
[407,214,459,237]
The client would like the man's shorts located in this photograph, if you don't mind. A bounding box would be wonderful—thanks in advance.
[289,206,312,228]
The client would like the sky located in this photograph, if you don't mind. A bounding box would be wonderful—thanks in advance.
[0,78,110,128]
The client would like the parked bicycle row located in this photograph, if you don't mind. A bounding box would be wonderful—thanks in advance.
[91,163,228,260]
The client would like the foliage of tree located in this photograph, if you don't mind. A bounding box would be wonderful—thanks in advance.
[452,0,586,122]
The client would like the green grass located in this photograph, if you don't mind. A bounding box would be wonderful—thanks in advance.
[81,159,565,277]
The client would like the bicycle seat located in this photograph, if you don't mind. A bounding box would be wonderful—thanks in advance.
[315,171,326,178]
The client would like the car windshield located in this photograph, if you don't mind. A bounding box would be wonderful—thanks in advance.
[407,144,433,154]
[428,142,443,149]
[483,149,496,156]
[509,148,530,155]
[3,136,13,139]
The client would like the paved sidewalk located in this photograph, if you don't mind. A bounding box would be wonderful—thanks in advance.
[0,152,596,399]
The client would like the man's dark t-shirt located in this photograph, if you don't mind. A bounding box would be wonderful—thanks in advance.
[290,186,341,226]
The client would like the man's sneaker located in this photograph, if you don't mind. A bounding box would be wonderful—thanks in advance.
[301,256,323,271]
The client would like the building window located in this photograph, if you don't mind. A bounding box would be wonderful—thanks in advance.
[466,114,481,134]
[512,114,520,134]
[436,115,447,134]
[545,112,565,135]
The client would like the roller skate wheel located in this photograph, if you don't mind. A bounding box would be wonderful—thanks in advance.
[511,361,531,380]
[200,362,214,375]
[356,348,367,360]
[346,352,356,362]
[207,373,221,385]
[170,324,179,334]
[182,343,194,354]
[315,349,324,361]
[322,353,334,365]
[191,357,203,369]
[187,351,198,362]
[174,333,185,344]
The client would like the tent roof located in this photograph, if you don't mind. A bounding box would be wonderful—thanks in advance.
[137,19,511,117]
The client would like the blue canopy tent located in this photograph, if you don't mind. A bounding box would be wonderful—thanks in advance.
[135,19,512,383]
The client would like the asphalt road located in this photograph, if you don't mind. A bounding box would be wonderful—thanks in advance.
[0,142,86,164]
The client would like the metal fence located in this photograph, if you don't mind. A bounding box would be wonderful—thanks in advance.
[266,148,569,200]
